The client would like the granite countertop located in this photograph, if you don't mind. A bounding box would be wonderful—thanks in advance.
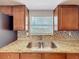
[0,39,79,53]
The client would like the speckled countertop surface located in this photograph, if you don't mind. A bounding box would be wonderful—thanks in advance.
[0,39,79,53]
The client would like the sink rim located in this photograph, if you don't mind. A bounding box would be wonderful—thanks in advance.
[26,41,57,49]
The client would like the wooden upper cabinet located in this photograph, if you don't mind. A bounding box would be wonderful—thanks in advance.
[0,5,28,31]
[67,53,79,59]
[0,53,19,59]
[54,5,79,31]
[43,53,66,59]
[13,5,27,31]
[0,6,12,15]
[20,53,41,59]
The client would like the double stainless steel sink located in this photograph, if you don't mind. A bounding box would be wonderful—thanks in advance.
[27,41,57,49]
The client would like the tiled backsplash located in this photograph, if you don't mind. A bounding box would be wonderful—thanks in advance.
[18,31,79,40]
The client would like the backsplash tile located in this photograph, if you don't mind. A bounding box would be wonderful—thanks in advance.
[17,31,79,40]
[18,31,40,40]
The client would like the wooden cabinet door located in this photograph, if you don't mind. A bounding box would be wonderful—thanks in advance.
[13,5,25,31]
[20,53,41,59]
[58,5,79,31]
[0,6,12,15]
[0,53,19,59]
[43,53,66,59]
[67,53,79,59]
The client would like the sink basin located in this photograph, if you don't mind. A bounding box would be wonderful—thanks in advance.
[26,41,57,49]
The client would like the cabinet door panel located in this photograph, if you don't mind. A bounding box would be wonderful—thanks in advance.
[13,5,25,30]
[0,6,12,15]
[67,53,79,59]
[43,53,66,59]
[58,6,78,31]
[0,53,19,59]
[20,53,41,59]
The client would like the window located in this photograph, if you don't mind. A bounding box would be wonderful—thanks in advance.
[30,16,53,35]
[54,16,58,31]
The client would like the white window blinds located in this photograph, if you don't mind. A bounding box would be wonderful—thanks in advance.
[30,16,53,35]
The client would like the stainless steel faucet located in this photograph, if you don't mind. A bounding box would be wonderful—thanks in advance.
[39,35,42,40]
[38,35,44,48]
